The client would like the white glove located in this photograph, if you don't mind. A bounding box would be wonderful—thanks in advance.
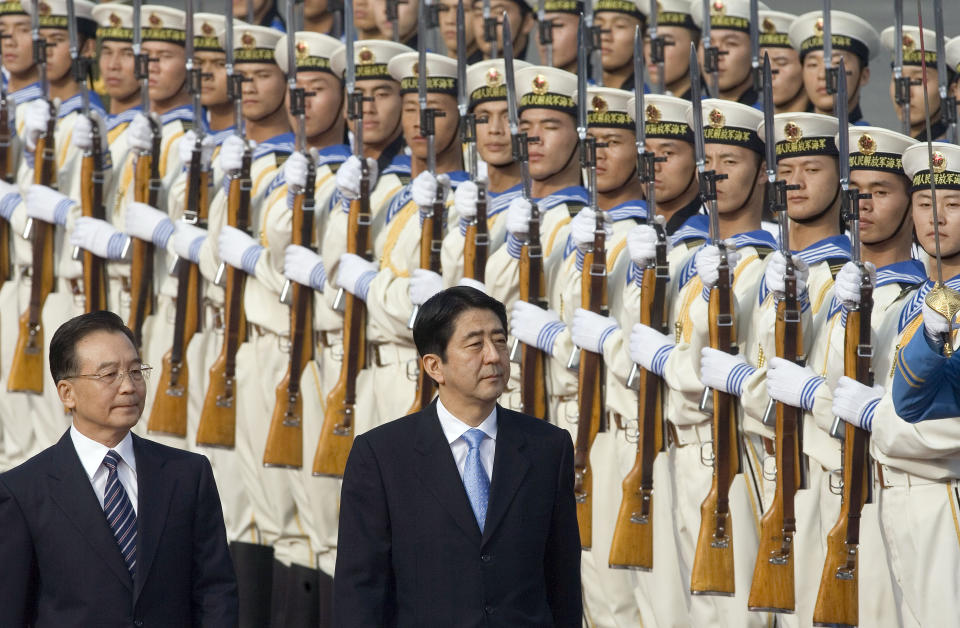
[764,250,809,295]
[765,357,825,411]
[834,261,876,305]
[505,196,532,238]
[70,217,128,260]
[510,300,564,353]
[72,112,105,153]
[409,268,443,306]
[127,112,155,153]
[411,171,449,211]
[453,180,479,221]
[220,135,255,174]
[627,223,665,267]
[922,299,956,344]
[571,308,619,354]
[23,99,51,152]
[335,155,378,201]
[699,347,756,396]
[458,277,487,293]
[177,130,215,170]
[570,208,613,252]
[283,244,325,290]
[696,241,741,289]
[25,184,74,225]
[282,151,310,189]
[629,323,674,376]
[125,201,174,247]
[171,222,207,264]
[218,225,262,274]
[832,376,884,431]
[335,252,379,299]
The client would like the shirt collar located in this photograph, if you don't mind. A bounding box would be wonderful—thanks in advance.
[69,425,137,480]
[436,398,498,445]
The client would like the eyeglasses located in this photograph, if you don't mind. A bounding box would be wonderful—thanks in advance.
[67,366,152,387]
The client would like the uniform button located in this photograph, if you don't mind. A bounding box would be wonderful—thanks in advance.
[480,553,491,563]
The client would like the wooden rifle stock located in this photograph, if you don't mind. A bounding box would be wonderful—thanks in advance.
[813,282,873,627]
[518,200,548,419]
[0,91,13,290]
[463,183,488,282]
[609,230,669,570]
[691,249,741,596]
[127,124,162,349]
[9,112,57,394]
[406,195,444,414]
[80,128,108,312]
[748,283,804,612]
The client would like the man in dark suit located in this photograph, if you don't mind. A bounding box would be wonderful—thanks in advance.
[0,311,238,627]
[334,286,582,627]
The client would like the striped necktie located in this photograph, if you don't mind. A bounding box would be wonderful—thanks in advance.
[462,428,490,531]
[102,450,137,578]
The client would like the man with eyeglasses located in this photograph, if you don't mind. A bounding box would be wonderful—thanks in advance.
[0,310,238,627]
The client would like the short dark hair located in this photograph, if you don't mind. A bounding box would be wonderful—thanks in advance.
[412,287,508,361]
[49,310,138,384]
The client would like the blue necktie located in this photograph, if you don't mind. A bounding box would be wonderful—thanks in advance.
[102,450,137,578]
[462,428,490,531]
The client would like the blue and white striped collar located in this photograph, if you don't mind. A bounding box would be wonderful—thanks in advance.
[897,272,960,333]
[159,104,194,125]
[208,126,235,147]
[670,213,710,246]
[384,170,470,224]
[382,153,411,176]
[758,235,851,305]
[253,132,295,160]
[827,259,927,321]
[487,183,523,216]
[106,106,141,131]
[9,81,42,105]
[676,228,778,289]
[58,91,106,120]
[535,186,588,211]
[606,199,648,223]
[316,143,352,166]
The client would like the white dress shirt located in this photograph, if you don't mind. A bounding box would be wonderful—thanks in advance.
[69,426,139,514]
[436,398,497,482]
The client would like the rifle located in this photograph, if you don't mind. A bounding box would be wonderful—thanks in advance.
[813,86,872,624]
[822,0,838,103]
[314,0,368,477]
[609,29,668,571]
[8,0,56,394]
[148,0,206,437]
[196,6,251,448]
[690,52,741,598]
[0,31,14,291]
[503,12,548,420]
[264,0,313,469]
[458,0,488,283]
[127,0,161,350]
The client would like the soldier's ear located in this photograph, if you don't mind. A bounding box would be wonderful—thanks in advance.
[520,10,535,37]
[421,353,446,386]
[857,65,870,90]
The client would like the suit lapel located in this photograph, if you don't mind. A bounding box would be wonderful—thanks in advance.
[131,434,175,603]
[47,431,133,591]
[481,408,529,547]
[413,402,482,542]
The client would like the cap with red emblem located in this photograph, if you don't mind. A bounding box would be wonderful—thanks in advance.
[330,40,413,83]
[842,126,916,176]
[466,59,531,110]
[758,112,839,159]
[193,13,226,52]
[275,32,344,76]
[515,66,577,117]
[139,5,187,46]
[92,2,133,43]
[219,24,284,64]
[688,98,764,154]
[626,94,694,144]
[904,142,960,193]
[574,86,634,130]
[691,0,769,34]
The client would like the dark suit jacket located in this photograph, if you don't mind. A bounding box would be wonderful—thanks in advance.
[0,430,238,627]
[333,402,582,627]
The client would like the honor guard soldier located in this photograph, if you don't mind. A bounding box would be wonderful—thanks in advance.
[828,141,960,627]
[235,0,287,32]
[639,0,699,99]
[438,0,481,63]
[690,0,767,105]
[593,0,646,90]
[787,10,879,126]
[949,37,960,127]
[303,0,341,36]
[525,0,581,73]
[0,0,41,144]
[373,0,418,47]
[881,24,954,140]
[757,11,808,114]
[471,0,534,61]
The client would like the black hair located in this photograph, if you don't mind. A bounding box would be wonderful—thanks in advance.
[412,286,508,361]
[49,310,137,384]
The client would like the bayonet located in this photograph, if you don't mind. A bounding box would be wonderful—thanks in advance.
[823,0,837,98]
[749,0,761,92]
[893,0,912,136]
[701,0,718,98]
[246,0,255,24]
[584,0,602,85]
[933,0,956,143]
[537,0,552,67]
[503,12,530,201]
[648,0,665,94]
[482,0,497,58]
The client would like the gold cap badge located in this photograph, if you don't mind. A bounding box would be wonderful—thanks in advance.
[784,121,803,143]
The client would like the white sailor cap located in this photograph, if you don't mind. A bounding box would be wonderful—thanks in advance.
[193,14,226,52]
[626,93,693,143]
[140,5,187,45]
[515,65,578,116]
[592,0,643,20]
[220,24,284,64]
[948,36,960,76]
[523,0,581,15]
[690,0,769,33]
[842,126,916,175]
[788,10,880,63]
[687,98,764,153]
[330,40,413,82]
[388,51,459,95]
[880,26,946,67]
[903,142,960,192]
[466,59,531,109]
[276,32,344,75]
[758,10,795,49]
[573,86,635,129]
[638,0,697,31]
[0,0,25,16]
[24,0,94,32]
[758,112,839,159]
[92,2,133,42]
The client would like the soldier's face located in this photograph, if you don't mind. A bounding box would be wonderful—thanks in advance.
[0,15,34,75]
[238,63,286,121]
[777,155,840,222]
[590,127,637,192]
[889,65,941,128]
[294,71,344,138]
[143,41,187,104]
[520,108,578,181]
[645,26,694,90]
[802,50,869,114]
[647,137,696,203]
[304,0,329,19]
[469,0,533,58]
[38,28,72,82]
[913,189,960,259]
[401,92,460,161]
[351,79,402,147]
[764,46,803,107]
[698,29,751,92]
[423,307,510,404]
[596,12,643,73]
[232,0,269,21]
[704,143,762,214]
[474,100,512,167]
[849,170,912,245]
[533,13,579,69]
[374,0,418,41]
[99,41,139,102]
[196,51,228,108]
[353,0,378,32]
[438,0,474,56]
